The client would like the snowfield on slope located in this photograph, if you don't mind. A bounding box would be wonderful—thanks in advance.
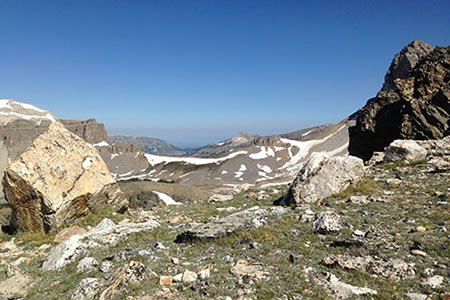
[153,191,182,205]
[280,125,347,171]
[145,151,248,166]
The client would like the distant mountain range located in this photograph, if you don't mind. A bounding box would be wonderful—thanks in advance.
[108,135,186,156]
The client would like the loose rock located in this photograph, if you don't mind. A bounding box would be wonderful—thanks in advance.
[182,270,198,284]
[312,211,345,234]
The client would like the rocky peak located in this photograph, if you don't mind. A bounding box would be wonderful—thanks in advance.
[381,40,434,92]
[349,42,449,161]
[231,132,259,145]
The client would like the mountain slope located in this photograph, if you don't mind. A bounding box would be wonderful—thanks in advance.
[117,119,352,191]
[188,132,259,158]
[109,135,186,156]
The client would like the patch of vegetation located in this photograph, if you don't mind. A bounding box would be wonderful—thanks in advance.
[329,178,378,199]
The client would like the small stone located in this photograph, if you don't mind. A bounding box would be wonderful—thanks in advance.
[348,196,370,204]
[155,242,166,250]
[289,229,302,237]
[222,255,234,262]
[411,249,427,257]
[288,254,296,264]
[416,226,426,233]
[353,230,365,237]
[386,178,402,185]
[77,257,99,273]
[95,218,115,231]
[182,270,198,284]
[198,269,210,280]
[406,292,429,300]
[159,275,173,285]
[100,261,114,273]
[173,273,183,282]
[171,257,179,265]
[420,275,444,289]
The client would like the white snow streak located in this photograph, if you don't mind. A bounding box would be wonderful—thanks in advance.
[249,146,275,160]
[153,191,182,206]
[145,151,248,166]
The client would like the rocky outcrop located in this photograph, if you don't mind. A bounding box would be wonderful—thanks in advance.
[42,217,160,271]
[303,267,377,299]
[381,40,434,92]
[61,119,108,144]
[322,254,416,280]
[349,42,449,161]
[3,122,128,232]
[174,206,288,243]
[278,153,364,205]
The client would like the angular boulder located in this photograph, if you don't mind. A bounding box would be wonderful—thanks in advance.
[384,139,427,162]
[3,122,128,233]
[279,153,364,205]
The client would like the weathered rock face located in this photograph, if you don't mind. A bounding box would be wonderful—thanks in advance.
[279,153,364,205]
[349,42,450,161]
[61,119,108,145]
[381,40,434,92]
[0,100,110,204]
[3,122,128,232]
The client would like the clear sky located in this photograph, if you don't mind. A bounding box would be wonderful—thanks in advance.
[1,1,449,148]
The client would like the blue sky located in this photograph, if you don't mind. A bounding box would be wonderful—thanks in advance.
[1,1,449,148]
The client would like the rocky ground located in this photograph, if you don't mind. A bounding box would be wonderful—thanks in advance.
[0,151,448,299]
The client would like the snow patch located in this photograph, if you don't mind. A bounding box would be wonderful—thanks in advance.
[145,151,248,166]
[153,191,182,206]
[257,164,272,173]
[249,146,275,160]
[280,125,346,171]
[302,130,312,137]
[93,141,109,147]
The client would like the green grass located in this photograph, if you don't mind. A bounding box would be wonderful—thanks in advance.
[330,178,378,199]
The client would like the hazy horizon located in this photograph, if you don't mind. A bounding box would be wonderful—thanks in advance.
[1,1,449,148]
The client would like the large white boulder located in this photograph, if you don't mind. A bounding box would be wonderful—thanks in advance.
[3,122,128,232]
[280,153,364,205]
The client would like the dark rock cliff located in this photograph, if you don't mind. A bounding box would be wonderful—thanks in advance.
[349,41,449,161]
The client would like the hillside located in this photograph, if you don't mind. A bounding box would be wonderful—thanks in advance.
[109,135,186,156]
